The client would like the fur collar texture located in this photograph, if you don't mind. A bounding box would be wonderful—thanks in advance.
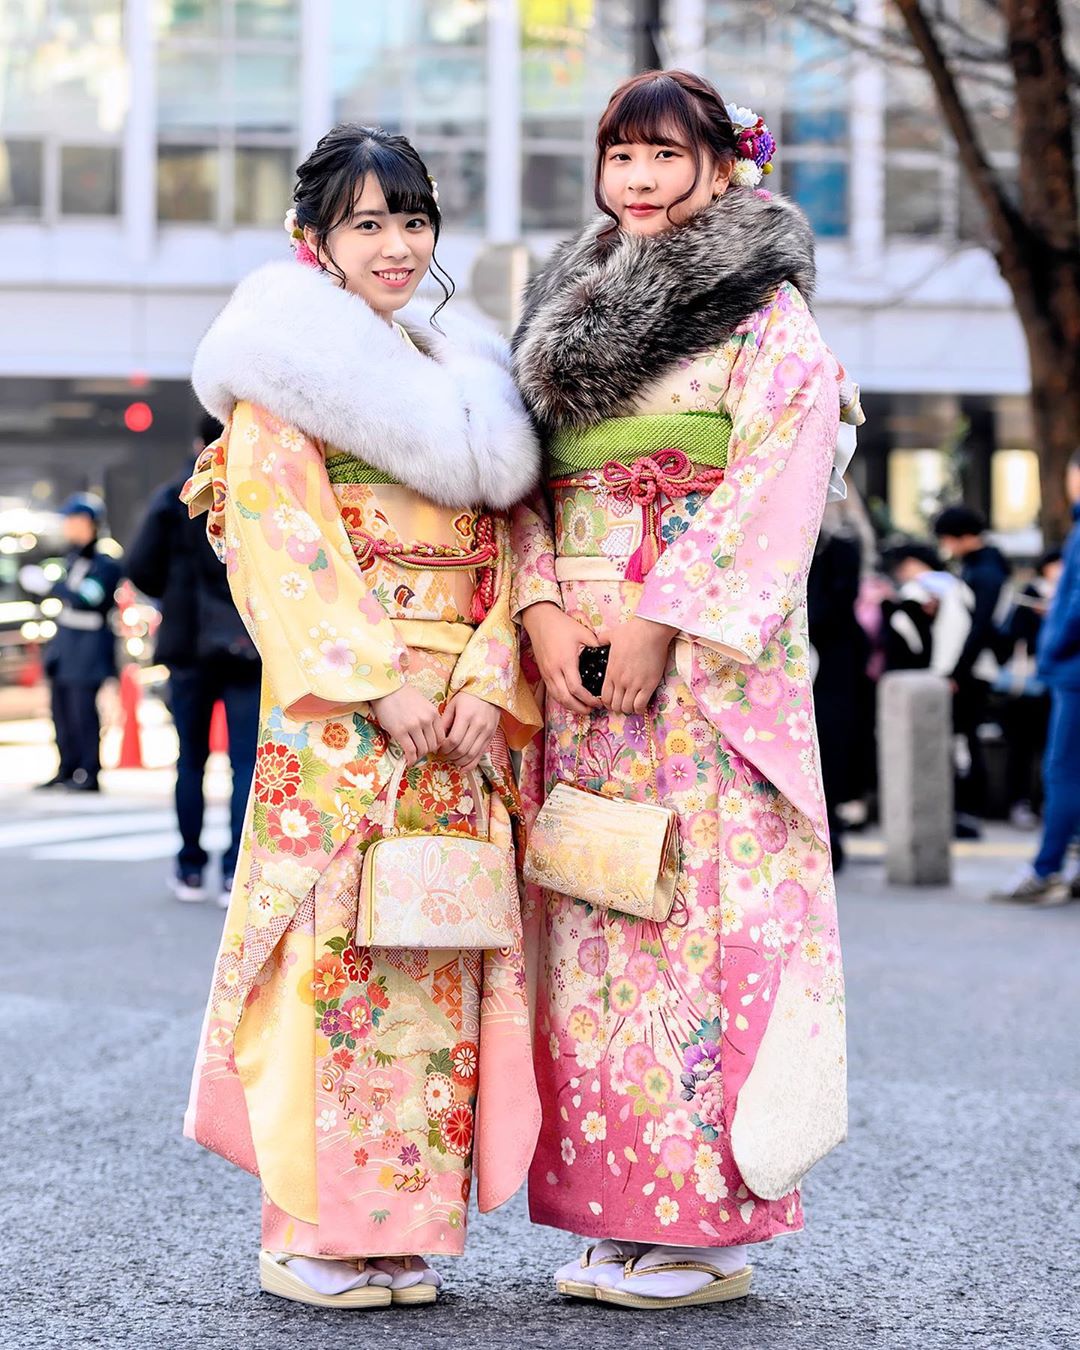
[192,261,540,509]
[512,189,816,432]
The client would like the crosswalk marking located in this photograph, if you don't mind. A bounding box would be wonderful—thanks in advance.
[0,811,176,850]
[34,825,229,862]
[10,803,231,862]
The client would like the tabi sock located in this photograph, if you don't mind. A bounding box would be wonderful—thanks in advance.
[368,1256,442,1289]
[555,1239,643,1290]
[611,1243,750,1300]
[282,1255,392,1294]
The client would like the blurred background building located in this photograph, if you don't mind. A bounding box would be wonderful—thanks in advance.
[0,0,1042,557]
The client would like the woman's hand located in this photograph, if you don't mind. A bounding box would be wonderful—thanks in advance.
[521,601,604,715]
[440,692,501,772]
[370,684,444,766]
[597,616,678,715]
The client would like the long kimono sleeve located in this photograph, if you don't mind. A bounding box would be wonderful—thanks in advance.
[509,490,562,621]
[635,283,839,663]
[184,400,406,719]
[448,517,543,750]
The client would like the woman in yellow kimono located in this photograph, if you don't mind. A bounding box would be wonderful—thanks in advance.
[181,125,542,1308]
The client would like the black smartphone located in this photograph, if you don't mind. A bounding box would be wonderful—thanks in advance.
[578,644,611,698]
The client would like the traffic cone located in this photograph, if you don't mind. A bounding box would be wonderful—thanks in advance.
[19,644,43,688]
[117,663,144,769]
[209,699,229,755]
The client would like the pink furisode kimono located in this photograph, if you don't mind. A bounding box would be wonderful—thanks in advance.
[510,189,855,1249]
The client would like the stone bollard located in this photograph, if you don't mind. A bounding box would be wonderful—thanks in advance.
[878,671,952,885]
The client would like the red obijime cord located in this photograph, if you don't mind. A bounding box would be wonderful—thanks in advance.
[344,513,499,623]
[554,449,726,582]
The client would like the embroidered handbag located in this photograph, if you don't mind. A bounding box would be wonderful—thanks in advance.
[358,757,522,950]
[523,714,680,923]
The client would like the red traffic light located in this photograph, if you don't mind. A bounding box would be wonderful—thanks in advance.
[124,401,153,433]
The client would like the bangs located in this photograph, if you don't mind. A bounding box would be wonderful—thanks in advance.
[597,75,699,153]
[322,138,440,233]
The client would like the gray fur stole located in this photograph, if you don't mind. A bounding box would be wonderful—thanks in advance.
[512,189,816,433]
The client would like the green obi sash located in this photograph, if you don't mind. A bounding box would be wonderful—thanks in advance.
[548,411,732,478]
[324,452,398,486]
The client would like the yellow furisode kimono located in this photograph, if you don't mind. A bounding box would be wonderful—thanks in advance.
[181,259,542,1259]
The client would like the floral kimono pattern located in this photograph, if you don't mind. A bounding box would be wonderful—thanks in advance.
[183,399,541,1258]
[512,282,848,1249]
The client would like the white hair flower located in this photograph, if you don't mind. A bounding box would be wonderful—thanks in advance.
[725,103,758,129]
[283,206,298,235]
[731,159,764,187]
[428,177,440,204]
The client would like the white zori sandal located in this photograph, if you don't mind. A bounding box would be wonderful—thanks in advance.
[368,1256,443,1305]
[259,1251,392,1308]
[554,1241,642,1300]
[596,1244,753,1309]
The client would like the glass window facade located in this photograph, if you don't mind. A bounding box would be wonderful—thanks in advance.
[520,0,633,231]
[0,0,126,221]
[330,0,634,233]
[0,140,44,219]
[60,145,121,216]
[704,6,851,238]
[331,0,488,229]
[156,0,301,226]
[157,145,219,222]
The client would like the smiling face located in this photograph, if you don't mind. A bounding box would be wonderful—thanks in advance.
[600,128,732,237]
[304,174,434,320]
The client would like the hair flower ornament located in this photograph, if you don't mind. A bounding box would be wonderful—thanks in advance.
[427,175,440,204]
[283,205,321,268]
[724,101,777,188]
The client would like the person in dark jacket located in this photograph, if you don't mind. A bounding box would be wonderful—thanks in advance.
[994,451,1080,903]
[997,549,1062,828]
[29,494,121,793]
[808,521,870,871]
[127,414,261,904]
[933,505,1011,835]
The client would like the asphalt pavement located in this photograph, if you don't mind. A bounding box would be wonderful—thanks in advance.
[2,779,1078,1350]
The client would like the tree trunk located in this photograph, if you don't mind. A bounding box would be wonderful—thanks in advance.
[1021,312,1080,547]
[894,0,1080,545]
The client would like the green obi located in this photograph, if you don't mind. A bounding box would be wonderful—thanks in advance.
[324,452,398,486]
[548,411,732,478]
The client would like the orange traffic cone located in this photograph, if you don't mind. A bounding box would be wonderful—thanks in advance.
[209,699,229,755]
[117,663,144,769]
[19,644,43,688]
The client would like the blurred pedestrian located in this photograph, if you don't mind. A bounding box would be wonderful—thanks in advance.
[881,542,973,676]
[996,549,1062,828]
[932,506,1010,837]
[127,414,261,905]
[26,494,121,793]
[808,508,870,870]
[993,452,1080,904]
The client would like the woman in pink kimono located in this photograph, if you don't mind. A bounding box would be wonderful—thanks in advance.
[181,126,542,1308]
[510,71,859,1309]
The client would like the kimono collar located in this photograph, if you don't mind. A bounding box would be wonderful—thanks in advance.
[191,261,540,510]
[512,188,816,433]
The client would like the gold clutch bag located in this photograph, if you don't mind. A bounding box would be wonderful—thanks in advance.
[523,715,679,923]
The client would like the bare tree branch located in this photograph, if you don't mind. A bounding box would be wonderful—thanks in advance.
[786,0,1080,92]
[893,0,1028,274]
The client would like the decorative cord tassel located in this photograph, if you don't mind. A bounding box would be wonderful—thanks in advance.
[624,504,662,581]
[624,543,648,583]
[470,513,498,622]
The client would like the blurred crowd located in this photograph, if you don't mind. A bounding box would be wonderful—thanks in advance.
[23,423,1080,910]
[809,450,1080,905]
[28,414,260,908]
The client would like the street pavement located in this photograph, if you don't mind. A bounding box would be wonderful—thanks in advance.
[2,750,1079,1350]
